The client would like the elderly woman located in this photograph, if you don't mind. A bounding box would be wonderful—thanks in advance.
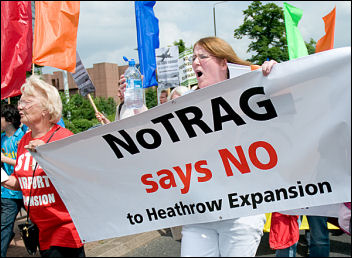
[168,86,192,101]
[1,75,84,257]
[180,37,277,257]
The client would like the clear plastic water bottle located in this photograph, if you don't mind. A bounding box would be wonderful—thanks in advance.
[123,56,143,109]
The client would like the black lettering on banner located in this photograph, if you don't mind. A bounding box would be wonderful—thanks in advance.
[264,190,275,202]
[227,181,333,210]
[175,106,213,138]
[240,87,278,121]
[275,188,289,201]
[305,184,318,195]
[211,97,246,131]
[240,194,251,206]
[251,192,263,209]
[288,186,299,198]
[136,128,162,149]
[318,182,332,193]
[228,193,239,208]
[151,113,180,142]
[102,130,139,159]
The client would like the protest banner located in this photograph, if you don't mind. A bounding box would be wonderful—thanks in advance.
[178,48,197,87]
[156,45,179,89]
[31,47,351,243]
[70,51,96,97]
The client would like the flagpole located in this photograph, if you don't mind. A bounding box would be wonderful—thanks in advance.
[87,93,105,125]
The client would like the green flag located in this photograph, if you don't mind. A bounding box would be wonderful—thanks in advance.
[283,2,308,59]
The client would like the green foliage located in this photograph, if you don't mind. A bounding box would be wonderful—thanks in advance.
[71,118,95,133]
[306,38,317,55]
[145,87,158,109]
[234,1,316,64]
[173,39,186,54]
[60,93,117,133]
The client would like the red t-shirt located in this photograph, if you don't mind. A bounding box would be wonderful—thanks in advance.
[14,124,83,250]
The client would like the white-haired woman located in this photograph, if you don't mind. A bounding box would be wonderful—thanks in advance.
[168,86,192,101]
[1,75,85,257]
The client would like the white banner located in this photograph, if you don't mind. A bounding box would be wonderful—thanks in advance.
[32,47,351,243]
[281,203,341,217]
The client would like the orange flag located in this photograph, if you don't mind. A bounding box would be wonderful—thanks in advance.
[315,7,336,53]
[32,1,80,73]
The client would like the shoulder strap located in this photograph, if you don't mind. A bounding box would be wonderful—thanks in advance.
[26,126,60,221]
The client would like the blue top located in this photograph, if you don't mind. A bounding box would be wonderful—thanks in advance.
[1,127,25,199]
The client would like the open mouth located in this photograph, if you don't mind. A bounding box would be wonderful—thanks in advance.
[196,71,203,78]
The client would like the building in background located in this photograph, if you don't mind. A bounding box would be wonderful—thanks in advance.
[42,62,128,104]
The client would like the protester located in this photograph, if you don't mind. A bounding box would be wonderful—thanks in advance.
[1,75,85,257]
[269,212,301,257]
[168,86,191,101]
[96,74,148,123]
[180,36,277,257]
[304,216,330,256]
[1,104,25,257]
[159,89,168,104]
[338,202,351,235]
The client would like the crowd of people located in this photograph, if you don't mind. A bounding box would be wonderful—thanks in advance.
[1,36,350,257]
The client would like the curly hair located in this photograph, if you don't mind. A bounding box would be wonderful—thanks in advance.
[20,75,62,124]
[1,104,21,129]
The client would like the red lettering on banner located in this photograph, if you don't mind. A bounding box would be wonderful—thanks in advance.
[218,146,250,176]
[248,141,277,170]
[219,140,278,176]
[141,141,277,194]
[141,160,213,194]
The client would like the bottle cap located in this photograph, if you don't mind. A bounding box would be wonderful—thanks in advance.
[129,59,135,66]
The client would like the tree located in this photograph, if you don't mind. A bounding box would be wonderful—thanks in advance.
[173,39,193,54]
[234,1,316,64]
[145,87,158,109]
[60,93,117,133]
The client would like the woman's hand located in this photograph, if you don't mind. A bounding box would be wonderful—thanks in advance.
[261,60,278,76]
[119,73,144,94]
[95,111,111,124]
[24,139,46,152]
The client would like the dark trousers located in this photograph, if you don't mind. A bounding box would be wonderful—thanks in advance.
[1,198,24,257]
[40,246,85,257]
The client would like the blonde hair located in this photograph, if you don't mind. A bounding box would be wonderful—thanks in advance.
[168,86,191,100]
[194,37,251,66]
[20,75,62,124]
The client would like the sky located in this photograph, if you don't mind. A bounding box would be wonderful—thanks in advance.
[42,1,351,75]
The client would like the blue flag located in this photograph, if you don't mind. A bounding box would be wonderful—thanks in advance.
[135,1,159,88]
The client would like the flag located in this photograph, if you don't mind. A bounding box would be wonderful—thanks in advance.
[32,1,80,73]
[315,7,336,53]
[283,2,308,60]
[135,1,160,88]
[1,1,32,99]
[70,51,96,96]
